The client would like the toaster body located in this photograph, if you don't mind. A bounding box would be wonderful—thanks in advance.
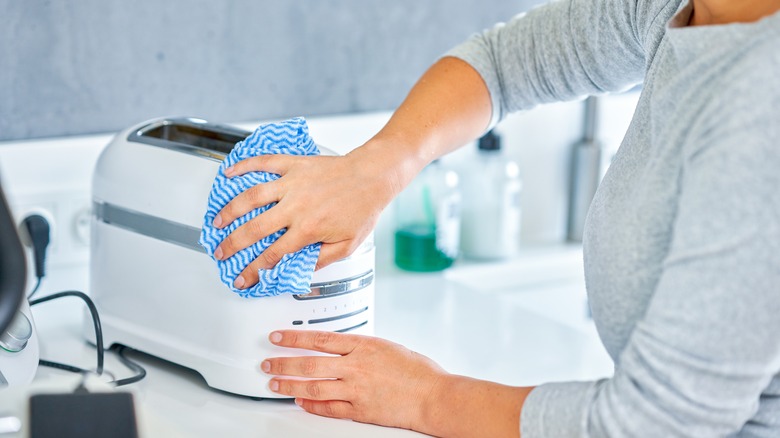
[89,118,374,398]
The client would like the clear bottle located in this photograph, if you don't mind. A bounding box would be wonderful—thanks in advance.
[460,130,522,260]
[394,160,461,272]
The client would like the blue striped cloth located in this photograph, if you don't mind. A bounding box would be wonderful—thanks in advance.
[199,117,321,298]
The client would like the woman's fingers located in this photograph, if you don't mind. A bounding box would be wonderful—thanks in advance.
[269,330,362,355]
[233,255,264,290]
[213,180,282,229]
[232,232,308,288]
[262,355,343,379]
[295,399,355,420]
[215,209,285,261]
[315,241,355,271]
[224,154,296,178]
[269,378,347,401]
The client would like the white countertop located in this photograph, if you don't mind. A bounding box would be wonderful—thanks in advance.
[4,244,613,437]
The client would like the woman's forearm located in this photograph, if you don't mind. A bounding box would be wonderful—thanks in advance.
[416,374,534,438]
[352,56,492,195]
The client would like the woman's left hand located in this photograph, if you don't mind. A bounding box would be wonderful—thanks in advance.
[262,330,447,432]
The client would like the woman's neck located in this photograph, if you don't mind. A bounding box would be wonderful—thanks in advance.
[690,0,780,26]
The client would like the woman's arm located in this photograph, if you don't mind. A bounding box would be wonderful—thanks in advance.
[262,330,534,438]
[212,56,492,287]
[213,0,669,288]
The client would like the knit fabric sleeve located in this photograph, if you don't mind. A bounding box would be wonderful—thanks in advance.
[445,0,673,129]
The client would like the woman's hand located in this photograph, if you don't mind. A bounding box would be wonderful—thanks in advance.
[263,330,532,437]
[211,57,492,290]
[262,330,447,433]
[212,142,411,289]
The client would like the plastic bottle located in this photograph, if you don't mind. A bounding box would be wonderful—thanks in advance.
[460,130,522,260]
[394,161,461,272]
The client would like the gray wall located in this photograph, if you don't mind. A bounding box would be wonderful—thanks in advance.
[1,1,539,141]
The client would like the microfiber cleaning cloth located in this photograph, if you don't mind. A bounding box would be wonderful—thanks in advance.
[199,117,321,298]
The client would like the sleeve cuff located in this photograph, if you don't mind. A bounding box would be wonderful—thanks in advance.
[521,380,604,437]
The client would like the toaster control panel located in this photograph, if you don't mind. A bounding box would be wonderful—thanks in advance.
[289,271,374,333]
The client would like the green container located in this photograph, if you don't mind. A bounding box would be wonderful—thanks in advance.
[394,225,454,272]
[393,161,460,272]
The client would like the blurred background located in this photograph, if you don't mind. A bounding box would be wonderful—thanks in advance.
[1,0,540,140]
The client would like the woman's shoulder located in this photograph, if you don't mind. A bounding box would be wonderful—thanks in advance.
[716,31,780,118]
[682,23,780,164]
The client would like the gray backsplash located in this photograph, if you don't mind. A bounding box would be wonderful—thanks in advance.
[0,0,541,141]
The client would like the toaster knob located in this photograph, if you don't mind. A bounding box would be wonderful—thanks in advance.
[0,311,33,353]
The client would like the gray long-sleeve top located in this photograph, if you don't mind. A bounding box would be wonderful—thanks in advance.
[447,0,780,436]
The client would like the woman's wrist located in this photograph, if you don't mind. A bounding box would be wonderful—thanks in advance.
[347,133,431,200]
[343,56,492,205]
[414,372,535,438]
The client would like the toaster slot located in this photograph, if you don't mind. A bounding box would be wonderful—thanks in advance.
[128,118,251,161]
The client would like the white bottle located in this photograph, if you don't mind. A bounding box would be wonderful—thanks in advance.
[460,130,522,260]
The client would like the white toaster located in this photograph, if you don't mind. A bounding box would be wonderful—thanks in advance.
[89,117,375,398]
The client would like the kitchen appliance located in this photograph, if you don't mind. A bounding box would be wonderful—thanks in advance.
[0,179,40,389]
[89,118,375,398]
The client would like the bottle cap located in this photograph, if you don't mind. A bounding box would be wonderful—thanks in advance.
[478,130,501,151]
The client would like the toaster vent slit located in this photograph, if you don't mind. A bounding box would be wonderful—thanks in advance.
[308,306,369,325]
[335,321,368,333]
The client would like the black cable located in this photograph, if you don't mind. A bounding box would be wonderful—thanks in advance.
[30,290,104,376]
[29,290,146,387]
[111,345,147,387]
[39,359,89,374]
[27,276,42,300]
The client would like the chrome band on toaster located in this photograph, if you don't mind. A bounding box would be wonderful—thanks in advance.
[93,201,205,253]
[297,270,374,300]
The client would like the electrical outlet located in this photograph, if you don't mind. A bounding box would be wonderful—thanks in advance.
[0,133,108,281]
[14,202,57,252]
[9,190,90,269]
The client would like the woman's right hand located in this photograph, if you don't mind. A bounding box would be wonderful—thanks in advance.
[211,139,413,289]
[212,56,493,289]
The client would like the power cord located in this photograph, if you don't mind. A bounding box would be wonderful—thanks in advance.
[29,291,104,375]
[35,349,144,387]
[21,210,146,386]
[22,214,50,300]
[28,277,43,299]
[111,345,147,387]
[38,359,89,374]
[28,290,147,387]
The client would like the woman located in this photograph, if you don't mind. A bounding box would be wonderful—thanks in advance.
[212,0,780,436]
